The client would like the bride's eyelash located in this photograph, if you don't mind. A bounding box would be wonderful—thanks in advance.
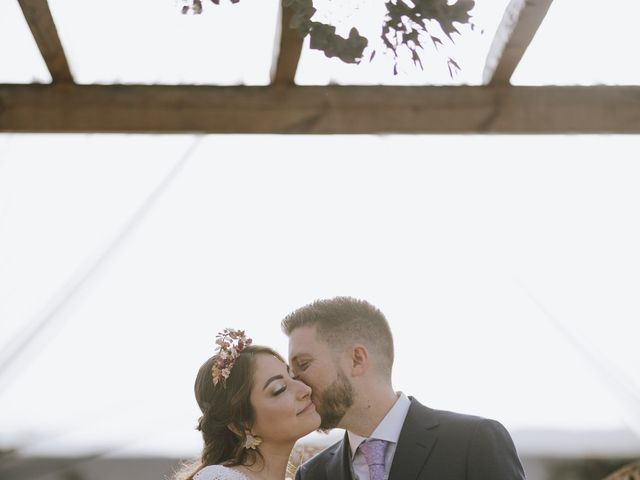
[274,386,286,396]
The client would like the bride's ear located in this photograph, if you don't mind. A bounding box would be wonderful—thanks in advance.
[226,423,243,437]
[227,423,254,438]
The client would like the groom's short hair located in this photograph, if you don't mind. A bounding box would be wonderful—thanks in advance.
[281,296,394,376]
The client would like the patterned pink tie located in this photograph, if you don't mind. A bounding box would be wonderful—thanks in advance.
[359,439,388,480]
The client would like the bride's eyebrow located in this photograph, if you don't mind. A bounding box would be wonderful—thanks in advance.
[263,375,284,391]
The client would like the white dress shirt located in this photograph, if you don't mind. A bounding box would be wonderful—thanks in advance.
[347,392,411,480]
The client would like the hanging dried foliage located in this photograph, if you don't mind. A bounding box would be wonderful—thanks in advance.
[181,0,475,75]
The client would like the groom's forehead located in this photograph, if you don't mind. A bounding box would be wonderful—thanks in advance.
[288,325,322,356]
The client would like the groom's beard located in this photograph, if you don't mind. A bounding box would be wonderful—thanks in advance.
[316,369,354,432]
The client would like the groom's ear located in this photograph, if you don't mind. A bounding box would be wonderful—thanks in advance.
[349,344,369,376]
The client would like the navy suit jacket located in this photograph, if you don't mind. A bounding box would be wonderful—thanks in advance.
[295,397,526,480]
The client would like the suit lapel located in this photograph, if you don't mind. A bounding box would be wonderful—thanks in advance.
[388,398,439,480]
[325,431,354,480]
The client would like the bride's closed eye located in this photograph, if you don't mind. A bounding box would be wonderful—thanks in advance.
[273,384,287,396]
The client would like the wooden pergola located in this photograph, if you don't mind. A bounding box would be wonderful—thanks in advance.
[3,0,640,134]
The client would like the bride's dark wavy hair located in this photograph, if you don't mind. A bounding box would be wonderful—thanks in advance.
[174,345,285,480]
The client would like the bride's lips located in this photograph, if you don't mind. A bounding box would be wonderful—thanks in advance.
[297,401,316,415]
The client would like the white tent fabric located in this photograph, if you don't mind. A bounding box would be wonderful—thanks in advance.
[1,134,640,458]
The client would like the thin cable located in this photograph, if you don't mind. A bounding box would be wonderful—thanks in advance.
[0,136,203,389]
[517,280,640,439]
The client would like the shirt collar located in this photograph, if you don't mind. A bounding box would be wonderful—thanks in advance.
[347,392,411,457]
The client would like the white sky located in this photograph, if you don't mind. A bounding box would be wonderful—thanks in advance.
[1,134,640,458]
[0,0,51,83]
[512,0,640,85]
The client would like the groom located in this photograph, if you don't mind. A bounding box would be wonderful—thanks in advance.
[281,297,526,480]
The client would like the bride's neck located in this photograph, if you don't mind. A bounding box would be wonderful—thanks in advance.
[242,441,294,480]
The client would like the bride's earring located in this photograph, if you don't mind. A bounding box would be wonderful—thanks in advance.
[243,433,262,450]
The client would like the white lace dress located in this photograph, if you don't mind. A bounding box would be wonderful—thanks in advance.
[193,465,249,480]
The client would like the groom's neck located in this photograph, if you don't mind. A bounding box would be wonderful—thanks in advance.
[341,382,398,437]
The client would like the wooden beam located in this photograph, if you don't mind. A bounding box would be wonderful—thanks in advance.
[483,0,554,85]
[17,0,73,83]
[271,4,304,85]
[2,84,640,134]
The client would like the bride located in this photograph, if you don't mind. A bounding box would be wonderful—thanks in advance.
[176,329,321,480]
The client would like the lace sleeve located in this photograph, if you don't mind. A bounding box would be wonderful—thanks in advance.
[193,465,249,480]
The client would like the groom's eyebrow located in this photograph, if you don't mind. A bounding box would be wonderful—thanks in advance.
[290,354,304,364]
[290,354,311,366]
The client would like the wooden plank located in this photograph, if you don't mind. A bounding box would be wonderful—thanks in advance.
[271,4,305,84]
[17,0,73,84]
[1,84,640,133]
[483,0,554,85]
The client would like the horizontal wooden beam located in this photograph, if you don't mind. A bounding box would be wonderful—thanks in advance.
[1,84,640,134]
[17,0,73,83]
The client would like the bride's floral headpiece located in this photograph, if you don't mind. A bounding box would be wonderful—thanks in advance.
[212,328,252,386]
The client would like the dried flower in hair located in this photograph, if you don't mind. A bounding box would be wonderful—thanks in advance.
[211,328,252,386]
